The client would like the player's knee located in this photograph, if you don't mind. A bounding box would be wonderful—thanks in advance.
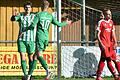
[32,53,37,60]
[29,55,33,61]
[20,52,26,60]
[36,51,42,57]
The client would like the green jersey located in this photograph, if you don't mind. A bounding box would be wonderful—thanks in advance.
[15,12,36,41]
[29,11,67,41]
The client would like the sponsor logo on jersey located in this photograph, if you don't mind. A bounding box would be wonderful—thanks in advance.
[105,28,112,32]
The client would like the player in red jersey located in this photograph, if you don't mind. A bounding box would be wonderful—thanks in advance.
[96,8,120,80]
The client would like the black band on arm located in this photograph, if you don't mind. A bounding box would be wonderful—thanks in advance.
[11,16,16,21]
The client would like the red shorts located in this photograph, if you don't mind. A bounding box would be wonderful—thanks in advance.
[99,45,116,60]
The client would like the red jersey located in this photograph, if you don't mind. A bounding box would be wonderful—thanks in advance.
[97,19,115,47]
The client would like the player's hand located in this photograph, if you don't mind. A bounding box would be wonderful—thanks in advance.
[102,45,106,51]
[100,43,106,51]
[113,42,117,50]
[66,18,72,25]
[13,9,18,16]
[19,32,23,38]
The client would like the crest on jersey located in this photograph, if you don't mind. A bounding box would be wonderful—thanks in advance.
[109,23,112,26]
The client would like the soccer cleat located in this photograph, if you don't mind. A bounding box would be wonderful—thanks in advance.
[30,77,34,80]
[22,75,27,80]
[44,72,53,80]
[44,78,49,80]
[26,75,34,80]
[96,76,103,80]
[27,75,31,80]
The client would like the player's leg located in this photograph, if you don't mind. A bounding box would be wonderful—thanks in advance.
[113,60,120,80]
[111,46,120,74]
[96,46,106,80]
[36,40,51,80]
[36,51,52,80]
[20,52,28,80]
[17,41,27,78]
[27,54,37,80]
[106,57,118,79]
[27,41,35,74]
[113,60,120,75]
[109,46,120,80]
[102,47,116,76]
[110,47,120,79]
[28,54,33,72]
[96,57,105,80]
[28,51,51,80]
[27,40,49,80]
[27,41,36,80]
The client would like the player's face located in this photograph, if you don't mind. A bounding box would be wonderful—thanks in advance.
[104,10,112,20]
[24,5,32,13]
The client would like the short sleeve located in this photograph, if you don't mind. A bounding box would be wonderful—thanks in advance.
[96,20,103,32]
[15,13,21,21]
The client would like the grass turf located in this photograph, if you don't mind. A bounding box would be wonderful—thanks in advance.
[0,76,114,80]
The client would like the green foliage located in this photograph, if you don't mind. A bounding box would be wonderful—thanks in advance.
[112,12,120,25]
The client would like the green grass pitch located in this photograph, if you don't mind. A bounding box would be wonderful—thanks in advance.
[0,76,114,80]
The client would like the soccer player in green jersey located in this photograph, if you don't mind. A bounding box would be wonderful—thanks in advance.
[11,1,36,79]
[25,0,72,80]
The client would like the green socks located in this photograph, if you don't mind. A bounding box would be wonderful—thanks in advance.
[28,56,48,75]
[37,56,48,70]
[38,56,49,75]
[29,60,33,72]
[28,60,37,75]
[21,60,27,75]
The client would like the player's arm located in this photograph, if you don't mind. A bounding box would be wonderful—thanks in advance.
[112,25,117,48]
[52,16,71,27]
[97,21,105,49]
[11,9,20,21]
[29,13,39,29]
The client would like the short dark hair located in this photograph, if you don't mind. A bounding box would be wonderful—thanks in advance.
[24,1,32,8]
[102,8,110,15]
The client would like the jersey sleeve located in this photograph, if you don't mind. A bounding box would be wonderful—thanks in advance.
[15,13,21,21]
[52,15,67,27]
[96,20,103,32]
[27,13,39,30]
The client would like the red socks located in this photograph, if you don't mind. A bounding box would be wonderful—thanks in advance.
[96,60,105,77]
[107,61,116,76]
